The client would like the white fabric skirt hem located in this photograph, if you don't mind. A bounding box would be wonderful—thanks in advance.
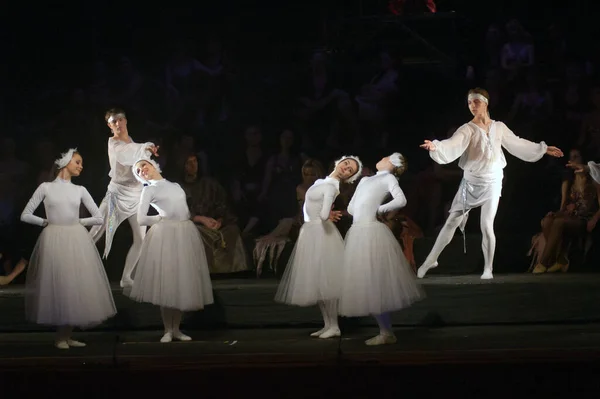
[339,222,425,317]
[25,224,116,328]
[129,220,214,311]
[275,220,344,306]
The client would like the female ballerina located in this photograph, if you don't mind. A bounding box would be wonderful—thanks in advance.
[417,88,563,280]
[339,153,424,345]
[275,155,363,339]
[130,158,213,343]
[21,149,116,349]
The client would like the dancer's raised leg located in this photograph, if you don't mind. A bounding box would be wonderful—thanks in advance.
[417,211,466,278]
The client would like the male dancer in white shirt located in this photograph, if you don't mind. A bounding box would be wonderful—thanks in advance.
[90,108,158,288]
[417,88,563,280]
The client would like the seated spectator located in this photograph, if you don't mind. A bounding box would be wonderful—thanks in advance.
[181,154,248,274]
[530,148,600,273]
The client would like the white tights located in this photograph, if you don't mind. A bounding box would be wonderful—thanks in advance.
[421,197,500,275]
[160,307,184,334]
[122,214,146,282]
[314,300,340,336]
[91,208,146,283]
[374,313,393,336]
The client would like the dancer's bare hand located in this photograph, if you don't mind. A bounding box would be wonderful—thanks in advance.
[566,161,588,174]
[546,146,563,158]
[147,145,160,157]
[329,210,342,222]
[420,140,436,151]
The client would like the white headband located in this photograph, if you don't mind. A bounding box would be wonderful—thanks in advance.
[389,152,405,168]
[334,155,363,184]
[107,113,126,123]
[468,93,489,104]
[54,148,78,169]
[132,158,162,185]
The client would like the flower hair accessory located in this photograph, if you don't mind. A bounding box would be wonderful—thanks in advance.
[54,148,78,170]
[334,155,363,184]
[132,158,162,185]
[389,152,405,168]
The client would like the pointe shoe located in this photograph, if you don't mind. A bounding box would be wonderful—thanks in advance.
[318,327,341,339]
[160,332,173,343]
[547,262,569,273]
[120,278,134,288]
[417,262,438,278]
[365,334,397,346]
[55,340,69,350]
[532,264,547,274]
[310,328,327,337]
[67,339,86,347]
[480,269,494,280]
[172,331,192,341]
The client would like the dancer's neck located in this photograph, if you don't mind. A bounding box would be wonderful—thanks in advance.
[113,132,130,142]
[472,114,491,125]
[57,169,72,181]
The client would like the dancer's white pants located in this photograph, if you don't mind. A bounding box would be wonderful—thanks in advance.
[422,196,500,272]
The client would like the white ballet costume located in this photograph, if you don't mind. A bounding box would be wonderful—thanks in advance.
[417,121,548,280]
[128,178,214,343]
[89,137,154,287]
[275,177,344,339]
[339,171,424,345]
[21,178,117,349]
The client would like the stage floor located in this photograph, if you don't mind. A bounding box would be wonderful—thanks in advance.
[2,323,600,369]
[3,274,600,396]
[2,324,600,397]
[2,273,600,332]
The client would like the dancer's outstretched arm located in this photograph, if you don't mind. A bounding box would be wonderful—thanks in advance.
[111,140,157,166]
[500,122,562,161]
[420,125,472,164]
[567,161,600,184]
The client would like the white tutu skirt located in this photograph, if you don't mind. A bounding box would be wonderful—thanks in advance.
[129,220,214,311]
[25,224,116,328]
[275,220,344,306]
[339,222,425,317]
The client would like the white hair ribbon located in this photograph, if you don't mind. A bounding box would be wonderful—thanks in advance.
[54,148,77,170]
[107,113,126,124]
[334,155,363,184]
[389,152,405,168]
[132,158,162,185]
[467,93,489,104]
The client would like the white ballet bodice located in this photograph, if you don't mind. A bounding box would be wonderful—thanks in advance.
[21,178,103,227]
[347,171,406,224]
[303,177,340,222]
[138,179,191,226]
[107,137,153,188]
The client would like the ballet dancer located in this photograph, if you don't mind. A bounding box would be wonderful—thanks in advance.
[90,108,159,288]
[21,149,116,349]
[339,152,424,345]
[275,155,363,339]
[417,88,563,280]
[129,158,214,343]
